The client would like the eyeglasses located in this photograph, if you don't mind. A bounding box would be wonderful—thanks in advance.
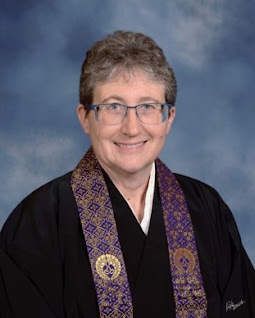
[85,103,173,125]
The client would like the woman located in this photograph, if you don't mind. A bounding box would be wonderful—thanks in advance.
[1,31,254,318]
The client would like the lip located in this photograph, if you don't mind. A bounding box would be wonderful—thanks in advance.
[114,141,146,149]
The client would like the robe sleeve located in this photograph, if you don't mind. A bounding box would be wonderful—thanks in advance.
[175,173,255,317]
[0,248,56,318]
[0,176,68,318]
[221,202,255,317]
[198,179,255,317]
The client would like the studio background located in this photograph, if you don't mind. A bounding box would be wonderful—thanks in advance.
[1,0,254,265]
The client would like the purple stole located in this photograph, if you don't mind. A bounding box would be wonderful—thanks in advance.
[71,147,207,317]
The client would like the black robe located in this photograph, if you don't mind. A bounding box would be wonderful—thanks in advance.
[0,171,254,317]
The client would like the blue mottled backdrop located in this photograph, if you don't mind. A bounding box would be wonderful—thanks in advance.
[1,0,254,265]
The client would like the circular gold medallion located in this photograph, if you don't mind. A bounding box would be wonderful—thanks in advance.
[96,254,121,280]
[174,248,195,273]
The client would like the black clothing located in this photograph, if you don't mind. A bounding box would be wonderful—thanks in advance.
[0,172,254,317]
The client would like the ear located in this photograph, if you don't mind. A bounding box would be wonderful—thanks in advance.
[77,104,90,134]
[166,106,176,134]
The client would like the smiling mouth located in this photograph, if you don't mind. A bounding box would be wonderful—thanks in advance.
[114,141,146,148]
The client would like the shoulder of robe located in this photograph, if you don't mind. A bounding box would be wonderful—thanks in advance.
[172,173,242,251]
[174,173,228,219]
[173,173,220,196]
[0,173,72,318]
[173,173,252,256]
[0,171,73,249]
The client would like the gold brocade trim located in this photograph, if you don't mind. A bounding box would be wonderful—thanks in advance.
[71,148,133,317]
[96,254,121,281]
[174,248,196,273]
[156,159,207,318]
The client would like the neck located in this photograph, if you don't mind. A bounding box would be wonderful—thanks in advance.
[100,163,153,222]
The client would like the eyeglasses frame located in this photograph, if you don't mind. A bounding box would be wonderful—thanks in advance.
[84,103,174,125]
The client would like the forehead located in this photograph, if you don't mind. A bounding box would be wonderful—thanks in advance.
[92,69,166,103]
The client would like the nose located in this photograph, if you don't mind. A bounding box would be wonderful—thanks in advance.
[120,108,142,136]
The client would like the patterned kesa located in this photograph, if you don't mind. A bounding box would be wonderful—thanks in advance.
[71,148,133,318]
[156,159,207,318]
[71,147,207,317]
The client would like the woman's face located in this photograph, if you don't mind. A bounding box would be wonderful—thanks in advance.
[77,70,175,179]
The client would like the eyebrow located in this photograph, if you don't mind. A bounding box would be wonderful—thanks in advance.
[101,95,126,104]
[101,95,162,104]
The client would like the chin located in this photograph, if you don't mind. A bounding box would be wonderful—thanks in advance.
[118,162,151,175]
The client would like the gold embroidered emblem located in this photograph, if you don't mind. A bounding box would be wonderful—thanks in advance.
[174,248,195,273]
[96,254,121,280]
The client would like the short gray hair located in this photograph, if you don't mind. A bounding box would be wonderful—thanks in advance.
[79,31,177,105]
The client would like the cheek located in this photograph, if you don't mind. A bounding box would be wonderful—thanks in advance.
[91,126,119,143]
[150,125,169,138]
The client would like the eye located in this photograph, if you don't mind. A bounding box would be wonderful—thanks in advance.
[139,103,155,110]
[107,103,123,111]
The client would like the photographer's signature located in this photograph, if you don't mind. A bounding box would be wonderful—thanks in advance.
[226,299,246,312]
